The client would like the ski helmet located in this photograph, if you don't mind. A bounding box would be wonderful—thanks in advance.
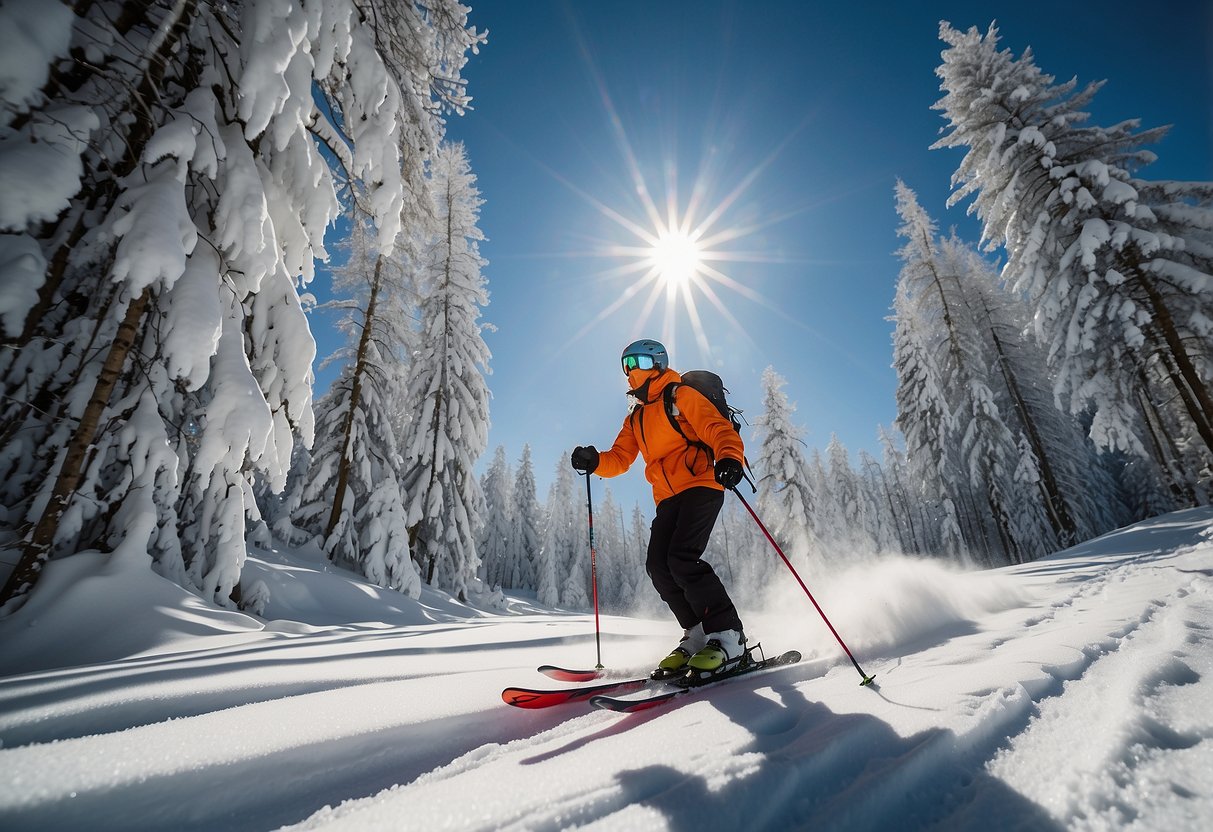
[621,339,668,375]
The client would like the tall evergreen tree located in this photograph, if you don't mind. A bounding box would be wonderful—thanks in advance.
[594,487,626,611]
[560,470,591,610]
[893,182,1040,563]
[291,214,419,591]
[0,0,482,608]
[477,446,514,590]
[891,260,967,560]
[537,459,578,608]
[877,426,922,553]
[823,435,877,553]
[754,367,820,568]
[507,444,542,592]
[934,22,1213,492]
[856,450,902,553]
[401,142,492,601]
[954,236,1131,541]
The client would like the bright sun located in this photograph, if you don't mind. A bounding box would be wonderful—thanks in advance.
[650,229,703,290]
[556,49,806,359]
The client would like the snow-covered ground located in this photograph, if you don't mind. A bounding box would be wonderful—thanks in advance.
[2,509,1211,831]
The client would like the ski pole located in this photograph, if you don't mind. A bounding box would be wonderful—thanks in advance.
[584,472,604,669]
[731,487,874,686]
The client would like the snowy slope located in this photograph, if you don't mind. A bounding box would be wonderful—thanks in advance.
[1,510,1211,831]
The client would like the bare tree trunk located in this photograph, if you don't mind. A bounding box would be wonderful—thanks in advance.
[325,256,384,540]
[1,288,151,607]
[982,309,1078,545]
[886,460,919,552]
[1136,369,1198,507]
[0,0,201,608]
[411,187,456,586]
[1129,258,1213,454]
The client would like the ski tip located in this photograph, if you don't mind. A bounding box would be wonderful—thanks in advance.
[537,665,603,682]
[588,695,626,712]
[502,689,545,708]
[590,692,678,713]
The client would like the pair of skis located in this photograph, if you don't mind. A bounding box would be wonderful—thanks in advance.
[503,649,802,713]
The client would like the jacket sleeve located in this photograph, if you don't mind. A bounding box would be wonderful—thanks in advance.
[594,413,640,478]
[677,386,744,464]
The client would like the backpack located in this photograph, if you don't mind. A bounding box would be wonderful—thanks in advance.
[663,370,755,491]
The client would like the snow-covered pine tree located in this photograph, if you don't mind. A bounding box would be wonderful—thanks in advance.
[891,268,966,560]
[876,426,921,553]
[892,182,1036,564]
[934,21,1213,494]
[607,499,630,607]
[594,487,625,611]
[0,0,482,608]
[806,450,839,546]
[856,450,902,553]
[536,458,577,608]
[823,435,878,554]
[559,468,591,611]
[289,212,420,593]
[477,446,514,590]
[400,142,492,601]
[753,367,820,568]
[507,444,542,592]
[955,235,1132,540]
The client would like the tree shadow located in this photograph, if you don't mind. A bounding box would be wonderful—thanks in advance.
[0,625,610,745]
[601,682,1064,830]
[0,702,598,832]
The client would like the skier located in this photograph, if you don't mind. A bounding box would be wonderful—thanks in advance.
[571,338,748,679]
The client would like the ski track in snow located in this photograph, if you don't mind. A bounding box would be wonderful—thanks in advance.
[0,510,1211,831]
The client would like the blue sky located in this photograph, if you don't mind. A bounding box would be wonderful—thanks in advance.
[351,1,1213,511]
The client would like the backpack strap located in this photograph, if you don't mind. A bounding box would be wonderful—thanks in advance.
[664,382,715,461]
[664,382,758,493]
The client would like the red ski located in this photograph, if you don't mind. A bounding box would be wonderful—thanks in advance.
[502,676,651,709]
[537,665,604,682]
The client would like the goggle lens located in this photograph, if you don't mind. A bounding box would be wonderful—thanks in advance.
[622,354,656,374]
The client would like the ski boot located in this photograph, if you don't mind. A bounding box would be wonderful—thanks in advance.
[650,623,706,680]
[681,629,749,686]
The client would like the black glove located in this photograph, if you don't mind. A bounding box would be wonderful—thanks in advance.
[571,445,599,474]
[714,457,743,489]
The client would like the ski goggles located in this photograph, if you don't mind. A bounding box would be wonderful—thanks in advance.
[622,353,657,374]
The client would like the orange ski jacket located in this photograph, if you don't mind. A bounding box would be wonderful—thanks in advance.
[595,368,745,506]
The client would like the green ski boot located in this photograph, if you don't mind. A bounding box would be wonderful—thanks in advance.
[687,629,747,675]
[651,624,705,680]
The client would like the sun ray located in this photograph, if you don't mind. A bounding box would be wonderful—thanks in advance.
[687,275,763,355]
[680,280,713,362]
[543,11,844,365]
[563,270,662,349]
[567,17,664,233]
[464,34,892,387]
[634,272,668,337]
[693,108,818,238]
[696,262,770,305]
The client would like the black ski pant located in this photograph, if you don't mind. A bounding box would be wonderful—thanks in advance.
[646,486,743,635]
